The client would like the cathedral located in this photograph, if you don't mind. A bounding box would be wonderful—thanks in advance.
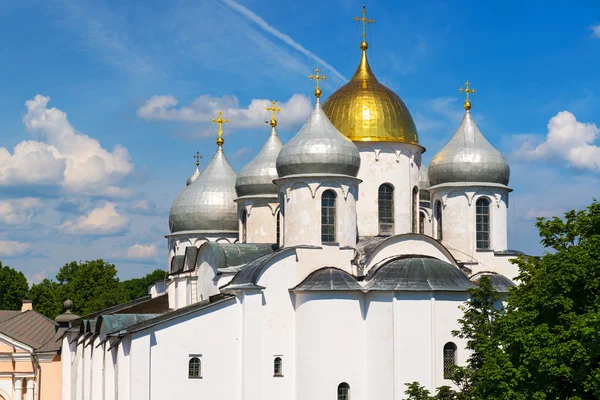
[60,8,520,400]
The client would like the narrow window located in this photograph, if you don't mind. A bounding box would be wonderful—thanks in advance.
[279,193,285,247]
[412,187,419,233]
[276,211,281,247]
[189,357,201,378]
[435,200,443,240]
[337,382,350,400]
[241,210,247,243]
[378,184,394,235]
[419,189,431,209]
[273,357,283,376]
[419,211,425,234]
[443,342,457,378]
[321,190,337,244]
[476,198,491,249]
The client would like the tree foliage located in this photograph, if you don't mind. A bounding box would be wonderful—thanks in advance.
[405,200,600,400]
[28,260,166,319]
[0,261,29,310]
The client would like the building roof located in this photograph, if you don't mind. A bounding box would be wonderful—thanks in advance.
[0,310,20,323]
[204,242,278,272]
[97,314,160,335]
[471,272,516,293]
[72,294,169,327]
[291,267,364,292]
[365,256,476,292]
[0,310,58,350]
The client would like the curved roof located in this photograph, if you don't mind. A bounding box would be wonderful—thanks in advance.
[322,46,419,145]
[291,267,364,291]
[200,242,278,271]
[428,110,510,186]
[365,256,475,292]
[97,314,160,335]
[186,165,201,186]
[169,145,238,234]
[471,272,515,293]
[276,99,360,178]
[235,126,283,197]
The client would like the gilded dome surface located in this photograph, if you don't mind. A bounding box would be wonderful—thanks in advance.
[428,110,510,186]
[276,99,360,178]
[235,126,283,197]
[169,146,238,234]
[322,48,419,144]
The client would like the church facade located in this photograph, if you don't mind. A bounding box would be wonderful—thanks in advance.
[61,10,520,400]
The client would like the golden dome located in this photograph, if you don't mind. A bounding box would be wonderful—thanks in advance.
[322,45,419,145]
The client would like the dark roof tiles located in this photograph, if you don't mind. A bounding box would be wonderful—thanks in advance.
[0,310,58,350]
[291,267,364,291]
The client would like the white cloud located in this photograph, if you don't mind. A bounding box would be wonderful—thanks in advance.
[0,198,44,225]
[59,202,130,236]
[592,24,600,38]
[0,95,134,197]
[125,243,159,261]
[515,111,600,172]
[137,93,311,132]
[220,0,346,82]
[126,199,158,215]
[0,241,31,257]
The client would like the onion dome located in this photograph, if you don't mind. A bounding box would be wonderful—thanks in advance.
[169,112,238,233]
[186,165,200,186]
[322,37,419,145]
[428,91,510,186]
[276,82,360,178]
[235,104,283,197]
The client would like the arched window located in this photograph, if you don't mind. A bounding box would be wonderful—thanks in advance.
[273,357,283,376]
[476,197,491,249]
[419,189,431,209]
[321,190,337,244]
[435,200,443,240]
[279,193,285,247]
[443,342,457,378]
[378,183,394,235]
[337,382,350,400]
[276,211,281,248]
[419,211,426,234]
[241,210,247,243]
[412,187,419,233]
[189,357,201,378]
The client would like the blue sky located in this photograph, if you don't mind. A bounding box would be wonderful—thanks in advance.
[0,0,599,282]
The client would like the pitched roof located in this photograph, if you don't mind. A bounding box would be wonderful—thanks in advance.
[0,310,58,350]
[0,310,20,323]
[72,294,169,327]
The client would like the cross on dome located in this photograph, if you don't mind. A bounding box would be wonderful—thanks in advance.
[193,151,202,167]
[459,81,476,110]
[212,111,229,146]
[266,101,281,127]
[309,68,327,98]
[354,6,374,50]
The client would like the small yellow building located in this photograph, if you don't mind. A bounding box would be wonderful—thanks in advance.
[0,300,77,400]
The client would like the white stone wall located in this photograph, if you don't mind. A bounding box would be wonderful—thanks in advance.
[236,197,280,244]
[354,143,423,237]
[277,175,359,248]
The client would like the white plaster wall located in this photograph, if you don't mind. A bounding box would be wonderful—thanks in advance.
[90,337,102,400]
[236,197,279,244]
[295,292,365,400]
[0,380,12,400]
[103,345,116,400]
[364,292,394,400]
[116,337,131,400]
[278,176,359,248]
[354,143,422,236]
[137,300,240,400]
[295,247,355,284]
[75,341,83,400]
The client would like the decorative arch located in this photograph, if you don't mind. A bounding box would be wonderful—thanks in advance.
[443,342,457,378]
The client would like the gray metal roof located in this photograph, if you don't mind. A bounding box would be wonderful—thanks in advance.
[471,272,516,293]
[183,246,199,271]
[169,145,238,234]
[71,294,169,327]
[170,255,185,273]
[428,110,510,186]
[97,314,160,335]
[0,310,58,349]
[365,256,476,292]
[203,242,278,271]
[291,267,364,291]
[276,99,360,178]
[186,165,201,186]
[235,126,283,197]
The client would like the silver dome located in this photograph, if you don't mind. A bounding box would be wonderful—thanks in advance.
[276,99,360,178]
[235,126,283,197]
[169,146,238,233]
[428,111,510,186]
[186,165,201,186]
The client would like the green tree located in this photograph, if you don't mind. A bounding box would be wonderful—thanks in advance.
[0,261,29,310]
[29,278,62,318]
[121,269,168,301]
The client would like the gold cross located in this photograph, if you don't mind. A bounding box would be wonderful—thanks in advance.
[212,111,228,146]
[265,100,281,127]
[193,151,202,167]
[309,68,327,98]
[459,81,476,110]
[354,5,374,43]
